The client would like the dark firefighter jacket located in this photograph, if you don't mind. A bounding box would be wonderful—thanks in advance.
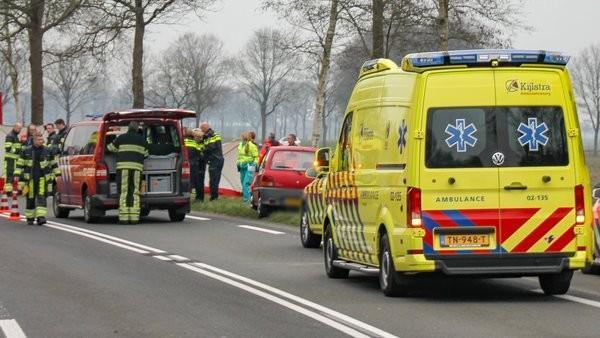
[107,130,149,171]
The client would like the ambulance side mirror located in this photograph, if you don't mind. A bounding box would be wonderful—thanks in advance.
[593,188,600,200]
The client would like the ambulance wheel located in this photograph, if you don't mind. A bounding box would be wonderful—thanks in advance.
[83,192,99,224]
[168,209,186,222]
[539,270,573,295]
[300,206,320,248]
[257,196,269,218]
[380,233,408,297]
[52,193,70,218]
[324,227,349,279]
[582,263,600,275]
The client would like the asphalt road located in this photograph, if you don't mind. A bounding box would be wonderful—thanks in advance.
[0,199,599,338]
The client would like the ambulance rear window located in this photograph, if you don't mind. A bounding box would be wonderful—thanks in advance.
[426,106,568,168]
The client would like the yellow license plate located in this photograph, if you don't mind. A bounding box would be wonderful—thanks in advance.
[440,234,490,248]
[285,198,302,207]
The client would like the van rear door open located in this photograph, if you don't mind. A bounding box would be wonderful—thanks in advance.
[494,69,577,255]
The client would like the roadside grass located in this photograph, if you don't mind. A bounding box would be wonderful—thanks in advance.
[191,196,300,226]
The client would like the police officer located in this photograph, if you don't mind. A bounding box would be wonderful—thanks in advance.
[3,123,23,197]
[200,122,223,201]
[17,132,59,225]
[107,122,148,224]
[184,128,202,201]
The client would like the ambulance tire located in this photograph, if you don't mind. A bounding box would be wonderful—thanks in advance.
[582,263,600,275]
[539,270,573,295]
[300,206,320,248]
[380,233,408,297]
[324,227,349,279]
[52,193,70,218]
[83,192,100,224]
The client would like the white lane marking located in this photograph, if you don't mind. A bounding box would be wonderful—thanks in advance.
[44,223,149,255]
[532,289,600,309]
[0,319,26,338]
[24,219,396,338]
[191,262,398,338]
[185,215,211,221]
[45,221,165,254]
[154,256,173,261]
[177,263,371,338]
[168,255,189,261]
[238,225,285,235]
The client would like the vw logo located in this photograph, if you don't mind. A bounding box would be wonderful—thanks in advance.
[492,152,505,166]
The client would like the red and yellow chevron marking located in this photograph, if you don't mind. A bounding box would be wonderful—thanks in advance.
[503,207,574,253]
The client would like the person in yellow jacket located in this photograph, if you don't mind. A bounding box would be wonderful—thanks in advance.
[237,132,258,202]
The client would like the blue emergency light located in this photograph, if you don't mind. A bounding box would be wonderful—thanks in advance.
[402,49,570,72]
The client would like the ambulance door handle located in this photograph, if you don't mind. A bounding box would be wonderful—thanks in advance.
[504,182,527,191]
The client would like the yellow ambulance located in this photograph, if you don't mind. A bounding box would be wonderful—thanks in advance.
[302,50,592,297]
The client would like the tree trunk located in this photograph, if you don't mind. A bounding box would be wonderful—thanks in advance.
[594,127,599,156]
[260,102,267,141]
[28,0,45,124]
[311,0,339,147]
[437,0,449,50]
[321,112,327,146]
[4,21,22,124]
[132,0,145,108]
[372,0,384,58]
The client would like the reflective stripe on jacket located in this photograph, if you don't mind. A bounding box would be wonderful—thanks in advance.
[108,130,149,171]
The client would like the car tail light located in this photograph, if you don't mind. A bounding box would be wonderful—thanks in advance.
[182,161,190,180]
[95,163,108,181]
[261,175,275,187]
[575,184,585,225]
[407,187,422,227]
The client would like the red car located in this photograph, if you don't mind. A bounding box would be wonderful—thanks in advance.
[251,146,316,217]
[53,109,194,223]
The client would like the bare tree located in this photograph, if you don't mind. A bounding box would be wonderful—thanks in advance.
[371,0,384,58]
[572,44,600,155]
[89,0,216,109]
[45,55,100,125]
[263,0,343,148]
[236,28,297,141]
[0,0,86,124]
[0,11,27,123]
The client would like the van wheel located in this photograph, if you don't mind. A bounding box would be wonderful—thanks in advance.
[83,192,99,224]
[300,206,320,248]
[539,270,573,295]
[140,208,150,218]
[168,209,186,222]
[257,196,269,218]
[380,233,409,297]
[324,227,349,279]
[52,192,70,218]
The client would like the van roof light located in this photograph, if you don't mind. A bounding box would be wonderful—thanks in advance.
[401,49,570,72]
[359,58,398,78]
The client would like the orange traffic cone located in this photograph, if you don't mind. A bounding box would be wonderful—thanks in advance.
[8,179,20,221]
[0,178,8,213]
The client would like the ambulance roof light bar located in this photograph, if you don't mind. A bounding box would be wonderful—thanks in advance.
[401,49,570,73]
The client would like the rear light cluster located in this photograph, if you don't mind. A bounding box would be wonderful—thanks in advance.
[261,175,275,187]
[182,161,191,180]
[95,163,108,181]
[575,184,585,225]
[407,187,422,227]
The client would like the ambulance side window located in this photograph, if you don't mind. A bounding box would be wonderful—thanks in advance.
[339,113,353,171]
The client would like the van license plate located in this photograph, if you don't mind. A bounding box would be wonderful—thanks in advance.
[440,234,490,248]
[109,182,117,195]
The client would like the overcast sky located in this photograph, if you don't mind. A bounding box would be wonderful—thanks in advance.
[149,0,600,57]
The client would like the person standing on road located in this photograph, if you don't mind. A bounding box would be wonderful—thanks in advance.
[24,124,37,146]
[16,132,59,225]
[237,132,258,202]
[52,118,68,148]
[184,128,202,201]
[3,123,23,196]
[199,122,223,201]
[44,123,56,146]
[107,122,148,224]
[258,133,280,166]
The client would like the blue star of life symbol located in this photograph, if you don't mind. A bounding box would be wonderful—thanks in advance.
[445,119,477,152]
[517,118,549,151]
[398,120,407,154]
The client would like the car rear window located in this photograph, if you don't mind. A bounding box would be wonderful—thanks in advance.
[270,151,314,171]
[426,106,568,168]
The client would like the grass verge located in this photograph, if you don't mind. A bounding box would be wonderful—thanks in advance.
[191,196,299,226]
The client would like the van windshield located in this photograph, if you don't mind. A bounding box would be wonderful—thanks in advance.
[426,106,568,168]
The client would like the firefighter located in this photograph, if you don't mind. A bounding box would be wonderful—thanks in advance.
[199,122,223,201]
[184,128,202,201]
[17,132,59,225]
[107,122,148,224]
[52,118,68,147]
[3,123,23,197]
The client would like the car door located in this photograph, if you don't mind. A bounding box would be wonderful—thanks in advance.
[70,125,99,205]
[58,127,78,204]
[495,69,577,255]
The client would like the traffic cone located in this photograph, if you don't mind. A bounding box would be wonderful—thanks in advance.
[0,178,8,213]
[8,179,20,221]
